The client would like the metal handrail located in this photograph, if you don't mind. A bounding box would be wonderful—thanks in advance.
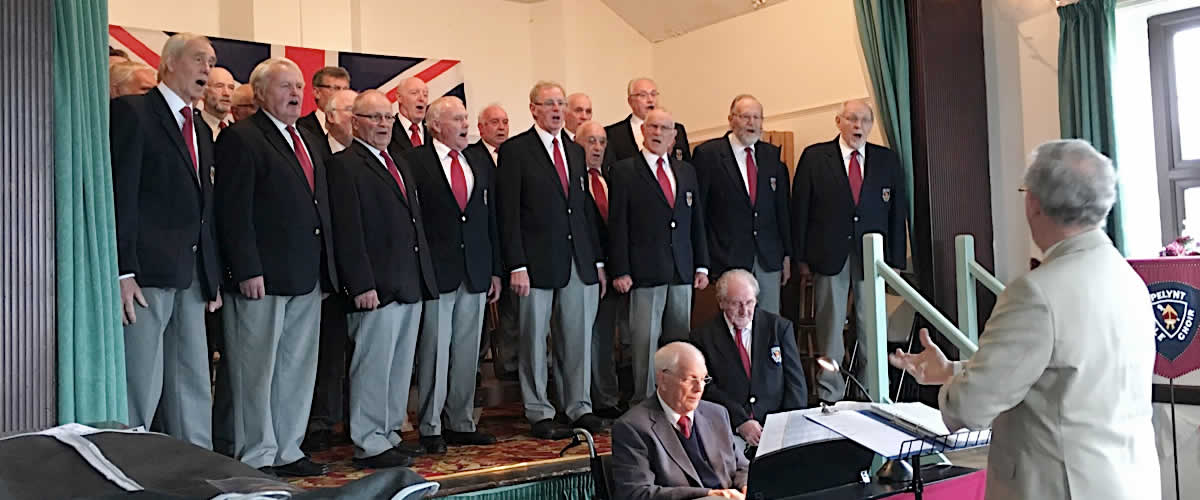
[862,234,980,403]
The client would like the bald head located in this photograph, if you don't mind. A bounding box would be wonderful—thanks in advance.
[477,104,509,148]
[574,121,607,170]
[231,84,257,121]
[324,89,358,145]
[203,67,235,117]
[566,93,593,133]
[397,77,429,122]
[427,96,470,151]
[654,342,707,414]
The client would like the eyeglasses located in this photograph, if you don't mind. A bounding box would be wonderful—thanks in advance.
[662,369,712,387]
[732,113,763,122]
[534,99,567,108]
[314,84,349,91]
[839,114,873,125]
[630,91,660,99]
[355,113,396,124]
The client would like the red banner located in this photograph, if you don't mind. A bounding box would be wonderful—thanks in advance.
[1130,257,1200,379]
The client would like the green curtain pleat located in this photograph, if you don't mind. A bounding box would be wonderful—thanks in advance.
[1058,0,1124,252]
[442,473,595,500]
[53,0,127,425]
[853,0,914,229]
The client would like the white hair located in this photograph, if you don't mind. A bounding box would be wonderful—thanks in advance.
[528,80,565,103]
[654,341,703,375]
[109,61,154,89]
[1024,139,1116,227]
[158,33,210,75]
[627,77,656,96]
[248,57,301,99]
[715,269,759,302]
[477,102,505,123]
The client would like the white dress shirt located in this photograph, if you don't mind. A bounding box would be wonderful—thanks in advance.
[433,138,475,195]
[657,392,696,433]
[724,315,753,363]
[641,149,676,196]
[200,109,231,141]
[314,108,327,133]
[838,136,866,177]
[354,138,389,168]
[630,114,646,152]
[262,109,309,154]
[397,113,425,145]
[565,129,576,142]
[157,82,198,166]
[328,134,349,154]
[484,142,499,165]
[728,134,755,196]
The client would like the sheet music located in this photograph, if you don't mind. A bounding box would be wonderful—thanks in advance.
[806,410,928,459]
[757,407,847,458]
[873,402,952,436]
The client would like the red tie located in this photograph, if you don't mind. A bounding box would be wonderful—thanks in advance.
[381,151,407,199]
[848,150,863,205]
[180,107,198,175]
[744,147,757,205]
[656,157,674,208]
[735,327,752,379]
[589,168,608,222]
[409,123,422,147]
[449,149,468,211]
[218,121,228,130]
[552,137,568,195]
[286,125,315,190]
[677,415,692,439]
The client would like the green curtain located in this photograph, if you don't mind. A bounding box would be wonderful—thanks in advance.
[442,473,595,500]
[1058,0,1123,251]
[853,0,914,228]
[54,0,127,425]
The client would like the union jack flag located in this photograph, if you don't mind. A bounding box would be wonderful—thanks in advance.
[108,25,466,116]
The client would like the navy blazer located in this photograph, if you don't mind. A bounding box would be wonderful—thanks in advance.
[604,114,691,168]
[607,154,709,287]
[495,127,604,289]
[110,87,221,300]
[214,110,338,296]
[403,143,502,294]
[327,141,437,307]
[693,137,792,276]
[790,137,908,276]
[690,310,808,428]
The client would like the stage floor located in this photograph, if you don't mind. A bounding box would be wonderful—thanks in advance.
[285,403,611,496]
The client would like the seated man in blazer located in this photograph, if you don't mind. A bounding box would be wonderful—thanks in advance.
[611,342,749,500]
[691,269,807,456]
[889,140,1160,500]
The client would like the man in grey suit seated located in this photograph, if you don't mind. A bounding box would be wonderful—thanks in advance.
[889,139,1160,500]
[611,342,749,500]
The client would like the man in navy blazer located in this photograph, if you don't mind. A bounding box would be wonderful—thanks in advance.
[790,100,907,403]
[690,270,807,454]
[692,95,792,314]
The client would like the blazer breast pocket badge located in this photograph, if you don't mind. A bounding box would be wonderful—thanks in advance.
[769,176,777,192]
[686,191,693,207]
[882,187,891,203]
[674,148,684,160]
[770,346,782,365]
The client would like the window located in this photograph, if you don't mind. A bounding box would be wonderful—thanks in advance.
[1151,6,1200,240]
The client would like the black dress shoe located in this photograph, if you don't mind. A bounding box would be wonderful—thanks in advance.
[272,457,329,477]
[352,448,413,469]
[256,466,277,477]
[530,418,574,439]
[395,440,426,457]
[301,429,332,452]
[593,406,625,420]
[420,435,447,454]
[571,413,610,434]
[444,429,497,445]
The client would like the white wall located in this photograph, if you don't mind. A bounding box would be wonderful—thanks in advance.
[982,0,1061,282]
[650,0,885,151]
[108,0,649,137]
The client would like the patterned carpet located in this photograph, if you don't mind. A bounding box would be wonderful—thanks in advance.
[287,404,612,489]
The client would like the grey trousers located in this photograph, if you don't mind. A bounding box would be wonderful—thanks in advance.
[812,255,867,402]
[753,261,782,315]
[629,284,693,403]
[123,276,212,449]
[590,290,629,409]
[221,285,321,468]
[490,287,520,375]
[347,301,421,458]
[517,262,599,423]
[417,284,485,436]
